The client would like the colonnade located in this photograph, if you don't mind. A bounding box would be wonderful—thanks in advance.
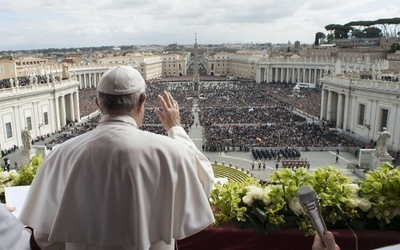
[75,71,103,89]
[0,77,80,149]
[258,65,325,85]
[53,91,80,131]
[320,75,400,152]
[320,88,350,130]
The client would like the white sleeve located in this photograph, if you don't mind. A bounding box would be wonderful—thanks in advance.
[0,205,30,250]
[167,126,214,196]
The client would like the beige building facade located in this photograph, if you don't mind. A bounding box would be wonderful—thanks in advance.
[0,78,80,150]
[0,57,17,80]
[299,46,387,62]
[387,51,400,61]
[320,75,400,152]
[204,52,263,79]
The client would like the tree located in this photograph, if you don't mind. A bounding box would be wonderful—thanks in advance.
[325,24,352,39]
[314,32,326,46]
[345,18,400,38]
[363,27,382,38]
[388,43,400,53]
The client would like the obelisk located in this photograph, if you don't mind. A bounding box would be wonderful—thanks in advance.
[193,33,199,97]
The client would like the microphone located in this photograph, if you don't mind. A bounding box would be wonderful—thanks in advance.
[297,185,328,245]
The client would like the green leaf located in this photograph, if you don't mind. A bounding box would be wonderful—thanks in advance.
[251,207,268,224]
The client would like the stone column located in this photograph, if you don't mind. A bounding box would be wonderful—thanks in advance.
[32,101,40,136]
[54,96,61,131]
[98,72,101,85]
[60,95,66,128]
[337,93,343,128]
[13,105,22,146]
[291,67,295,83]
[75,91,81,122]
[69,93,75,122]
[314,69,318,85]
[343,94,349,131]
[285,67,289,83]
[268,67,272,82]
[80,74,85,89]
[327,90,332,121]
[349,95,357,131]
[90,73,93,88]
[297,68,300,82]
[320,89,326,120]
[84,74,88,88]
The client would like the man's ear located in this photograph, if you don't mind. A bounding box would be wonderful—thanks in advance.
[138,93,146,110]
[95,97,100,109]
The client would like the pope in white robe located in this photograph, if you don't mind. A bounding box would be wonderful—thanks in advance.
[19,66,215,250]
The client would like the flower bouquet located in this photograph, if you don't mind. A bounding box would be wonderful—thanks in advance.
[210,162,400,236]
[0,154,43,203]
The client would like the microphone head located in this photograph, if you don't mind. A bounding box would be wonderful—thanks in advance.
[297,185,317,204]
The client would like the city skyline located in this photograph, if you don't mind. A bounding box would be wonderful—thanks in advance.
[1,0,399,51]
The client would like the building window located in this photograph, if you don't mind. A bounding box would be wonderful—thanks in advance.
[0,66,4,74]
[26,117,32,130]
[44,112,49,125]
[358,104,365,125]
[5,122,12,139]
[9,65,13,72]
[380,109,389,130]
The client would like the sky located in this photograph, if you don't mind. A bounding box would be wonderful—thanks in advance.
[0,0,399,51]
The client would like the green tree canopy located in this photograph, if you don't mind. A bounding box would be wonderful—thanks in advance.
[314,32,326,46]
[325,24,352,39]
[344,17,400,37]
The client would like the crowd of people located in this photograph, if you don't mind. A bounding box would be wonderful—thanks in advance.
[79,81,196,127]
[268,82,322,118]
[203,122,361,151]
[45,116,101,146]
[360,73,399,82]
[198,81,321,118]
[78,88,97,117]
[70,78,363,153]
[0,76,364,155]
[200,106,306,125]
[197,80,361,151]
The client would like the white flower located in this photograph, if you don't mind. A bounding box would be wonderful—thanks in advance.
[348,197,360,208]
[343,183,360,198]
[245,186,263,200]
[242,195,253,206]
[0,171,10,183]
[359,198,372,212]
[289,197,304,216]
[8,170,19,180]
[262,186,272,205]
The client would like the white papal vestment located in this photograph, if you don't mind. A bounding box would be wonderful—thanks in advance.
[19,114,215,250]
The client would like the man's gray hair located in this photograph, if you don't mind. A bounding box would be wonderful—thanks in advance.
[97,90,144,114]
